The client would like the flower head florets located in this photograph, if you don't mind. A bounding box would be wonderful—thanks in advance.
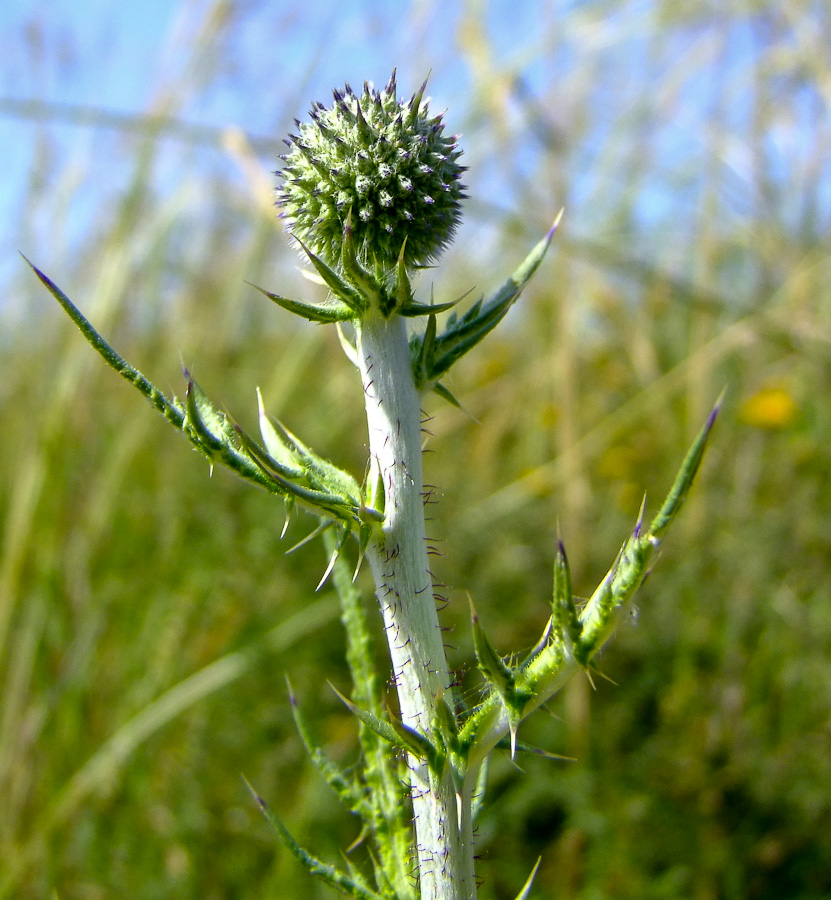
[277,71,466,271]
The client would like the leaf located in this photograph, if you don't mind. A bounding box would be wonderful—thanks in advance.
[431,381,463,410]
[236,419,305,482]
[551,539,581,653]
[256,388,305,477]
[398,298,463,318]
[493,736,574,762]
[512,858,542,900]
[185,378,236,452]
[340,210,382,306]
[419,213,562,383]
[182,379,286,492]
[248,281,355,323]
[265,417,363,505]
[412,313,436,387]
[391,239,414,313]
[432,697,460,754]
[23,256,184,429]
[286,679,363,812]
[388,709,444,772]
[331,685,441,768]
[294,236,367,313]
[243,777,383,900]
[330,685,414,755]
[649,392,723,540]
[470,599,514,700]
[520,617,553,668]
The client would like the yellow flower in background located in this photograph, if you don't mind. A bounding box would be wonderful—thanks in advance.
[740,386,797,429]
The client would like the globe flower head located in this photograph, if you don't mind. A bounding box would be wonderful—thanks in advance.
[277,71,466,272]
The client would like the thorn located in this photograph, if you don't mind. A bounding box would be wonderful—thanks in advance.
[286,520,332,554]
[710,387,727,425]
[241,774,266,810]
[281,497,294,539]
[285,674,297,706]
[634,493,647,537]
[590,662,618,686]
[316,546,340,592]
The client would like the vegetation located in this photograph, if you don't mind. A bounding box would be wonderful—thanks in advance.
[2,2,830,898]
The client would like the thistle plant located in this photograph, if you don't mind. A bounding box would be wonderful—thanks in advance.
[25,72,719,900]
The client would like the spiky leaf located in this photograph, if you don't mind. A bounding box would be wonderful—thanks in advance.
[411,213,561,390]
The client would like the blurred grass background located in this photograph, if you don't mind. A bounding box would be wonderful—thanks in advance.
[2,1,830,898]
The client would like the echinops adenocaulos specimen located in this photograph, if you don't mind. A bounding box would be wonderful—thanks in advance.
[25,70,719,900]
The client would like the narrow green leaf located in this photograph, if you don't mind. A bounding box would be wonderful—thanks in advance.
[493,736,574,762]
[341,211,382,306]
[266,418,363,505]
[184,380,284,492]
[433,697,460,754]
[185,379,236,451]
[236,418,305,482]
[574,563,615,668]
[282,482,357,520]
[24,258,365,518]
[256,388,305,477]
[551,539,581,653]
[412,313,436,388]
[398,297,463,318]
[248,281,355,323]
[392,239,414,313]
[649,393,723,540]
[233,431,358,522]
[427,213,562,380]
[431,381,463,409]
[293,236,367,312]
[470,599,515,700]
[388,710,444,772]
[448,296,482,329]
[330,685,418,757]
[576,531,653,666]
[242,777,383,900]
[24,256,184,429]
[286,679,363,811]
[513,858,542,900]
[520,617,553,668]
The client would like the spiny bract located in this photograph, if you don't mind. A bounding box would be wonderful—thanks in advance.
[277,71,466,271]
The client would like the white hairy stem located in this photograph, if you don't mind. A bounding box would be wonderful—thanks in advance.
[357,311,476,900]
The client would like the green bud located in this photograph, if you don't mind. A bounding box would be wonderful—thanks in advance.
[277,71,466,270]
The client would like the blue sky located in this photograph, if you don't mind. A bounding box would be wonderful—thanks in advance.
[0,1,474,285]
[3,0,829,315]
[1,0,591,313]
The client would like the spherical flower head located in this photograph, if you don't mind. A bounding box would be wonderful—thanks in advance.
[277,72,466,271]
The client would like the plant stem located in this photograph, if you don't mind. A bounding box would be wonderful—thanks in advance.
[356,311,475,900]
